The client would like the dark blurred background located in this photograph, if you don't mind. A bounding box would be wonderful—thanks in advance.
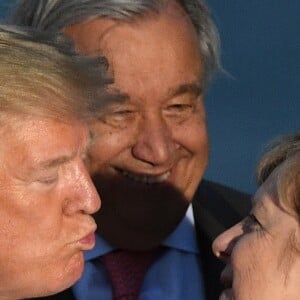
[1,0,299,193]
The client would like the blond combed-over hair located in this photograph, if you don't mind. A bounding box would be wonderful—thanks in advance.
[0,25,115,122]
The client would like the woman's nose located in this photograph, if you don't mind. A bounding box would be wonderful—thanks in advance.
[212,222,243,263]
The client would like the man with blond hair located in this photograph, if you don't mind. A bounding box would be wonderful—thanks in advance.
[0,25,115,299]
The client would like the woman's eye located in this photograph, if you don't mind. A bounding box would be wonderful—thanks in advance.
[242,213,263,233]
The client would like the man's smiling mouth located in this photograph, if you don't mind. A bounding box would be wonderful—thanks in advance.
[117,169,171,184]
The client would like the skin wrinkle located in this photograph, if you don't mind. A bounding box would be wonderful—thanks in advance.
[277,229,298,287]
[295,175,300,221]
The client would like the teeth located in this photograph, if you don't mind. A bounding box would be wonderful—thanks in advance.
[120,170,170,184]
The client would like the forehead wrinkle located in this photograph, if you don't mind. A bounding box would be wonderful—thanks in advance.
[65,18,120,58]
[169,82,203,99]
[81,20,123,57]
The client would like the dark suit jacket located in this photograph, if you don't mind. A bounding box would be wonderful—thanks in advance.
[33,180,251,300]
[193,180,251,300]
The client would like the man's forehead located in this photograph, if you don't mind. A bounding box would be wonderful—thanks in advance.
[64,1,196,55]
[2,115,87,149]
[64,1,202,102]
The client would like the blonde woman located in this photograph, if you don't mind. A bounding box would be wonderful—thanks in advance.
[213,133,300,300]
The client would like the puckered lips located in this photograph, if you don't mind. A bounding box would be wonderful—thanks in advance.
[76,218,97,250]
[78,231,96,250]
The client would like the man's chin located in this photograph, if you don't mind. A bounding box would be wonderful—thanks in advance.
[93,173,189,250]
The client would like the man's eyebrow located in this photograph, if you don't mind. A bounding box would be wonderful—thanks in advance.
[169,83,203,98]
[110,83,203,103]
[37,155,75,170]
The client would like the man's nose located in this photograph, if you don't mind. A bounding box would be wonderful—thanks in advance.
[63,161,101,215]
[212,223,243,263]
[132,116,177,166]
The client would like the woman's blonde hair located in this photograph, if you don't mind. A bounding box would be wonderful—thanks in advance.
[256,133,300,220]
